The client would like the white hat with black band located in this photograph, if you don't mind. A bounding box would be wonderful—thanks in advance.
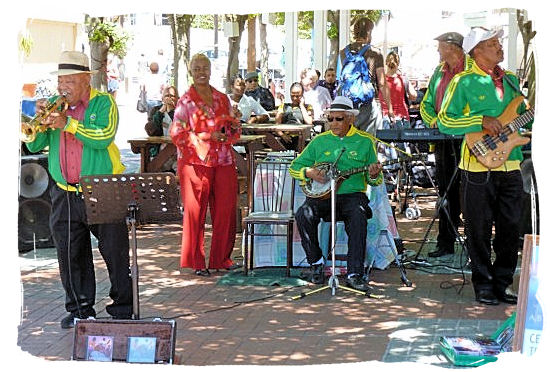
[324,96,360,116]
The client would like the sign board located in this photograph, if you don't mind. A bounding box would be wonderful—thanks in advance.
[513,234,543,355]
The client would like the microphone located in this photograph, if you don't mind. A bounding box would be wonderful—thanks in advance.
[328,147,346,179]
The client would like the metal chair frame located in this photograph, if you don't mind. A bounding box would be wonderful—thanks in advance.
[243,151,296,276]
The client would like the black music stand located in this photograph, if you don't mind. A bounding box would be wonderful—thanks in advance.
[80,173,182,320]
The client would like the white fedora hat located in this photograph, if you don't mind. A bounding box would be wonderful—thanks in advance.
[51,51,98,76]
[324,96,360,116]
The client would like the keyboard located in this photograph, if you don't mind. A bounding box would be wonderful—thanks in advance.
[375,128,463,142]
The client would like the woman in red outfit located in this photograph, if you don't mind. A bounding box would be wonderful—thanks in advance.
[378,51,417,129]
[170,53,241,276]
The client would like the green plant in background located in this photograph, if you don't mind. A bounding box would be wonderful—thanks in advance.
[18,31,34,58]
[88,21,131,58]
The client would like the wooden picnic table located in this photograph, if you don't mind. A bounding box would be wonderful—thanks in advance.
[241,123,312,152]
[128,135,266,175]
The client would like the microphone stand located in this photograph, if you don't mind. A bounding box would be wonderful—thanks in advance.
[292,148,371,299]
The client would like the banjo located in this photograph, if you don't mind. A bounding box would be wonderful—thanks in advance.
[301,156,419,199]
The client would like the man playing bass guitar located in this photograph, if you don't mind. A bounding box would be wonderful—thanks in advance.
[289,96,383,291]
[438,28,534,306]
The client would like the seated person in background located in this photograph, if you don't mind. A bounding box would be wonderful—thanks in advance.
[144,85,179,171]
[317,68,339,100]
[275,82,314,125]
[227,75,269,124]
[301,67,332,121]
[289,96,383,291]
[145,85,179,137]
[244,71,276,111]
[274,82,314,150]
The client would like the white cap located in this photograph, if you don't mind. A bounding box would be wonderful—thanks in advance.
[462,28,504,54]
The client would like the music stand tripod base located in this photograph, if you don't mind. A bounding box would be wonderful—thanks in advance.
[80,173,182,320]
[364,230,413,287]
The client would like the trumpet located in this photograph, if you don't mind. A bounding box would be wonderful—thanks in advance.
[21,93,68,143]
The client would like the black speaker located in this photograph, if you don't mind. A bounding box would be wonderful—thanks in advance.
[18,154,54,252]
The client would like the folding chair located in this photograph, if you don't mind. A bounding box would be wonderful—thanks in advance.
[243,151,296,277]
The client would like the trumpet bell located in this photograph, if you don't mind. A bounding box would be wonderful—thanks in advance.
[21,122,36,143]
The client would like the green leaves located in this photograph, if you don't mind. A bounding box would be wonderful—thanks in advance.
[88,21,131,58]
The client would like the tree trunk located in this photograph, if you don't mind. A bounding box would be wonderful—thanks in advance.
[247,16,256,73]
[226,15,248,92]
[90,40,109,91]
[328,39,339,69]
[169,15,178,86]
[327,10,340,70]
[259,20,268,87]
[170,14,193,92]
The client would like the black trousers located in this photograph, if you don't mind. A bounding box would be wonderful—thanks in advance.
[49,185,133,318]
[460,170,523,294]
[434,140,462,248]
[295,193,372,276]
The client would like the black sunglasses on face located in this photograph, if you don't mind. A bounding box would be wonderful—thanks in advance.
[326,116,345,122]
[245,79,256,83]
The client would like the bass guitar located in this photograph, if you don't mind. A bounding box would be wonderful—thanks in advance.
[466,96,534,169]
[301,155,423,199]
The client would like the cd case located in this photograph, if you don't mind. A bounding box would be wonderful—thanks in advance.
[86,335,114,362]
[127,336,157,363]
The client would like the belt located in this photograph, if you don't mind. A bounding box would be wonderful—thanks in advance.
[56,182,82,194]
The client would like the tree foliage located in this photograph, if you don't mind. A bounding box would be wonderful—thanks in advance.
[88,20,131,58]
[191,15,217,30]
[272,9,383,40]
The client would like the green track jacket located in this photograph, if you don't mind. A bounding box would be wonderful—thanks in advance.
[420,55,474,127]
[26,88,125,190]
[289,125,383,195]
[437,61,530,172]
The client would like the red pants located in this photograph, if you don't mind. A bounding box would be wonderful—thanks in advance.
[178,162,237,270]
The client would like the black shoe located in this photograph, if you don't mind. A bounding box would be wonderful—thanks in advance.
[495,288,518,304]
[345,275,372,292]
[428,246,454,258]
[60,313,76,329]
[60,310,95,329]
[475,289,499,306]
[195,269,211,276]
[310,264,324,284]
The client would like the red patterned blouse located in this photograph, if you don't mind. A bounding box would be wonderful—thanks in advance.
[170,85,241,167]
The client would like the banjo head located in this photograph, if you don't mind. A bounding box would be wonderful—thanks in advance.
[301,163,332,198]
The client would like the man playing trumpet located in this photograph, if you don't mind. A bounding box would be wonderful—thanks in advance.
[25,51,132,328]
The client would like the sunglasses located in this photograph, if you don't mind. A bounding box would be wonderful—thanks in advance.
[326,116,345,122]
[245,79,256,83]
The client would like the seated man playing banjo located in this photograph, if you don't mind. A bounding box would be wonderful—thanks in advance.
[289,96,383,291]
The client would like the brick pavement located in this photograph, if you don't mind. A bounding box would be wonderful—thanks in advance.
[16,196,520,367]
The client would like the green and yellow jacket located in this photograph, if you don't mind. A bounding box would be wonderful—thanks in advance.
[289,125,383,195]
[420,55,474,127]
[437,61,530,172]
[26,88,125,191]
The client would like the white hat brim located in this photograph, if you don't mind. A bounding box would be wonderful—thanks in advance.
[51,69,98,76]
[324,108,360,116]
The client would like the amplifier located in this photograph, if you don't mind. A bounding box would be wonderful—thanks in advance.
[19,154,54,252]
